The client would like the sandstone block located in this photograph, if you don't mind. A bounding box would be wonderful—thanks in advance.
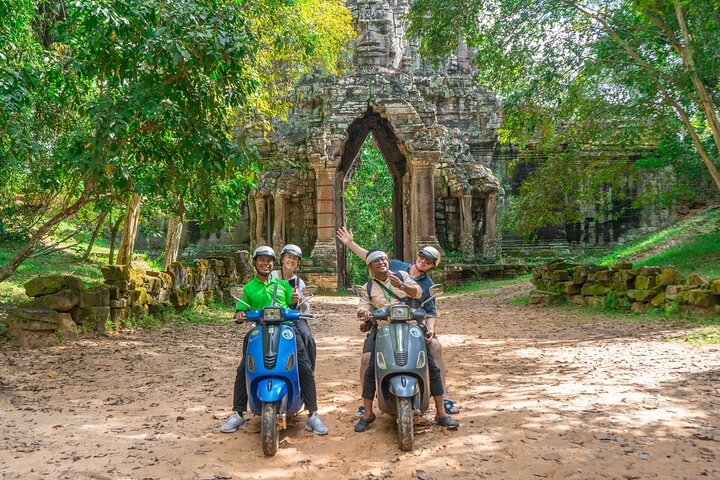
[563,282,581,295]
[595,270,613,283]
[688,290,714,307]
[711,279,720,295]
[581,283,609,296]
[650,292,666,307]
[8,309,73,331]
[610,281,629,294]
[24,275,84,297]
[666,285,683,301]
[569,295,585,305]
[635,266,661,276]
[688,274,709,286]
[552,270,570,282]
[614,270,636,283]
[19,289,79,312]
[79,287,110,308]
[656,267,685,286]
[130,287,151,305]
[631,302,650,313]
[627,288,661,302]
[110,307,130,325]
[575,264,606,276]
[71,307,110,332]
[635,275,657,290]
[584,296,606,308]
[612,262,633,271]
[101,265,130,282]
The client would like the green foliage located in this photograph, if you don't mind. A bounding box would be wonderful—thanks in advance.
[343,137,394,284]
[0,0,353,280]
[407,0,720,237]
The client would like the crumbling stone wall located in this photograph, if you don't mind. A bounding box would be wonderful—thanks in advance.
[530,259,720,315]
[7,252,255,347]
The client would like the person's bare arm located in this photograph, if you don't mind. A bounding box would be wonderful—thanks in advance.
[336,227,369,260]
[389,273,422,298]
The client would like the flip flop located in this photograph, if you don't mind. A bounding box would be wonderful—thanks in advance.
[444,399,460,415]
[354,413,376,433]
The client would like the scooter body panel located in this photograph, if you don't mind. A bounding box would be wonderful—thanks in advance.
[246,316,304,417]
[374,322,430,414]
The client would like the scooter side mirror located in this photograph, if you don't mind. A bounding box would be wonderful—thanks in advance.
[420,284,444,308]
[303,285,318,296]
[351,285,364,296]
[229,286,244,300]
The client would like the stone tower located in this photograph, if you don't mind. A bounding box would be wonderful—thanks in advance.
[248,0,504,288]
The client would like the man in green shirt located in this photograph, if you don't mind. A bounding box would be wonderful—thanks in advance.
[221,246,328,435]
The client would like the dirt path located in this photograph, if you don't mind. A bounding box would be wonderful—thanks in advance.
[1,284,719,480]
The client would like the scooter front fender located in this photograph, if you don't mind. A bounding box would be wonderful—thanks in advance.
[388,375,420,398]
[256,378,288,403]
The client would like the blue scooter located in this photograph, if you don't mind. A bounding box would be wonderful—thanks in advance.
[232,286,317,456]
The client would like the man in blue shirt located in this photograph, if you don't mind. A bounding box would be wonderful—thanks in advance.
[337,227,461,417]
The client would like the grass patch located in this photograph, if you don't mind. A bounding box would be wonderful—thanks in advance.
[507,295,529,305]
[446,274,531,294]
[567,207,720,277]
[670,326,720,344]
[0,240,108,305]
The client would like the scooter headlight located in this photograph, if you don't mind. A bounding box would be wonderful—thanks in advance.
[247,354,256,372]
[285,353,295,371]
[376,352,387,370]
[416,350,426,369]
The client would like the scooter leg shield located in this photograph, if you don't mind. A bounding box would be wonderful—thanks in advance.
[257,378,289,403]
[388,375,420,399]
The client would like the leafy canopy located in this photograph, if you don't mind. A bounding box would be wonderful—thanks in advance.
[407,0,720,236]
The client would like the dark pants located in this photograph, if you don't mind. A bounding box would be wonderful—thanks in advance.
[233,325,318,413]
[361,328,444,400]
[295,318,317,371]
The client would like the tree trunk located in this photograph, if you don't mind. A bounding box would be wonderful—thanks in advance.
[0,180,95,283]
[82,210,108,261]
[116,193,142,266]
[108,212,124,265]
[163,217,184,270]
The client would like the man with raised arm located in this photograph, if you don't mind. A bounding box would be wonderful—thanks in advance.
[337,227,461,417]
[353,248,459,432]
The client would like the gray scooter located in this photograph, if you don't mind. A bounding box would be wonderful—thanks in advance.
[357,284,443,451]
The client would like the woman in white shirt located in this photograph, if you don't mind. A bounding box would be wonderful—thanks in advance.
[272,244,317,371]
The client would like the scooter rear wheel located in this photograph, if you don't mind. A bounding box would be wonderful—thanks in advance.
[261,401,279,456]
[397,397,414,451]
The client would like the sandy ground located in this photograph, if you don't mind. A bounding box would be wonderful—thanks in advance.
[1,283,719,480]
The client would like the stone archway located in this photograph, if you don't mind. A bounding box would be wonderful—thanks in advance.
[335,108,407,286]
[245,0,505,290]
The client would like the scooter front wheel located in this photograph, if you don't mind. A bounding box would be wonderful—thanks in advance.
[261,401,279,456]
[397,397,414,451]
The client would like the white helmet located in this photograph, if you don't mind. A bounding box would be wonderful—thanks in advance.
[418,246,441,267]
[280,244,302,260]
[252,246,277,261]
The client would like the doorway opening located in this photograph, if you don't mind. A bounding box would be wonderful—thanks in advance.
[343,136,394,285]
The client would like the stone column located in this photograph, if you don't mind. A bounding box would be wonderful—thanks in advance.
[255,195,267,247]
[272,193,285,253]
[482,190,501,260]
[309,162,337,268]
[410,155,440,257]
[459,194,474,258]
[248,195,257,248]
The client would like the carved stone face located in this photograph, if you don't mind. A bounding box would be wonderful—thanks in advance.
[353,2,404,68]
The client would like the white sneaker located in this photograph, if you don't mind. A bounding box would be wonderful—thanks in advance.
[220,412,245,433]
[305,412,329,435]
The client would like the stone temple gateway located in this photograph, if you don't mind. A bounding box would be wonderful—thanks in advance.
[248,0,504,288]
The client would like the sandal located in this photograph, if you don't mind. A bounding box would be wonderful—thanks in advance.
[354,413,376,433]
[444,399,460,415]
